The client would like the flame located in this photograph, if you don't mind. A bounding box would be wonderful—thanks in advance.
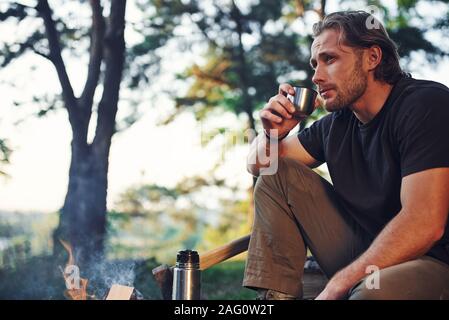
[59,239,94,300]
[60,239,74,266]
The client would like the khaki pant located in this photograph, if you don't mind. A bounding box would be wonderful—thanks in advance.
[243,157,449,300]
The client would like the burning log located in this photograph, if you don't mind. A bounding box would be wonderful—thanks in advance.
[60,239,94,300]
[64,278,90,300]
[60,239,143,300]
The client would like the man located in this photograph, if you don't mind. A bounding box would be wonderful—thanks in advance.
[243,10,449,300]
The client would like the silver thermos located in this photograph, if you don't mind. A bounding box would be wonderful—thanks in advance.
[172,249,201,300]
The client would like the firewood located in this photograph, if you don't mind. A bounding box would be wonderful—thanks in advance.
[105,284,143,300]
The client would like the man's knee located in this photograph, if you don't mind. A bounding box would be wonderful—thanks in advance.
[348,277,431,300]
[348,259,449,300]
[348,279,393,300]
[254,158,308,191]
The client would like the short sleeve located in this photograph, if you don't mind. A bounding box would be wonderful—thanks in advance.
[397,87,449,177]
[297,114,333,163]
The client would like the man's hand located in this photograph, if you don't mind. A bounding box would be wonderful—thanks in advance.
[260,83,319,139]
[315,271,358,300]
[315,285,347,300]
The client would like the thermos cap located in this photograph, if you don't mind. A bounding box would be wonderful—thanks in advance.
[176,249,200,264]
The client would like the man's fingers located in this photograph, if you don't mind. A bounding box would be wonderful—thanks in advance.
[260,86,306,127]
[260,109,282,123]
[278,83,295,96]
[270,95,296,116]
[266,100,293,120]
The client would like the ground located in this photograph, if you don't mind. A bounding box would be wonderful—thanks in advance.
[0,256,327,300]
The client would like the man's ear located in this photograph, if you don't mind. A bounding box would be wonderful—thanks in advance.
[366,45,382,71]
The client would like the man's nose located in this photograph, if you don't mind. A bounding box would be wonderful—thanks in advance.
[312,65,325,85]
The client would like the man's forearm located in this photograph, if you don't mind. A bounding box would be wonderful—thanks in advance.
[315,168,449,300]
[331,208,443,291]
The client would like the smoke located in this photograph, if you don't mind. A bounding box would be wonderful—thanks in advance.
[84,258,137,299]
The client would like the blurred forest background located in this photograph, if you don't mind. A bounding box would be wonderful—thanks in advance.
[1,0,449,299]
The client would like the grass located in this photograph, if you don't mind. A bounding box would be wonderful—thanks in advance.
[202,260,257,300]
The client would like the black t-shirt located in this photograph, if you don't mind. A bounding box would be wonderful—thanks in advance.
[298,77,449,265]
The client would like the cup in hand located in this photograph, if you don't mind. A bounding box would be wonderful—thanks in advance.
[286,86,318,119]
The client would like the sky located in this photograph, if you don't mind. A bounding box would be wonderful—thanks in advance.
[1,0,448,213]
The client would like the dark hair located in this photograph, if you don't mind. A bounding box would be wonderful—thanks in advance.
[312,10,409,84]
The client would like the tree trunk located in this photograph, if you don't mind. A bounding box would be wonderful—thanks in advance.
[50,0,126,269]
[53,141,109,268]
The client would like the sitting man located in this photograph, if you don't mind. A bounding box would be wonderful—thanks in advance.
[243,10,449,300]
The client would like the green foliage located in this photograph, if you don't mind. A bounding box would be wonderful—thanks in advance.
[110,186,203,262]
[0,255,66,299]
[147,0,449,136]
[140,0,315,130]
[202,260,257,300]
[199,198,251,253]
[0,212,58,269]
[390,26,443,61]
[138,1,444,157]
[397,0,420,10]
[109,170,250,264]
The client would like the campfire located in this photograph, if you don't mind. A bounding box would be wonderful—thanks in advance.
[59,239,142,300]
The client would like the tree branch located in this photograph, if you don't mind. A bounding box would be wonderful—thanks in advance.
[319,0,326,20]
[187,14,219,49]
[0,29,46,67]
[92,0,126,157]
[36,0,77,114]
[0,2,29,21]
[30,47,51,61]
[1,42,28,67]
[80,0,105,109]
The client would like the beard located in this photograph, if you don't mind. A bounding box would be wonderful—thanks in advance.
[324,56,368,112]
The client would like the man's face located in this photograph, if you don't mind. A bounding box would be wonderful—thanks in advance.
[310,29,368,112]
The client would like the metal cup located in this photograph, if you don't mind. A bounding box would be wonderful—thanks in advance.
[286,86,318,119]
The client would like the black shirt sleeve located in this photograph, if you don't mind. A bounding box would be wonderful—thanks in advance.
[297,114,333,163]
[396,87,449,178]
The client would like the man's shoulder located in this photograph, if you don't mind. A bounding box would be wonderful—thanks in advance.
[395,77,449,100]
[307,112,334,127]
[390,77,449,117]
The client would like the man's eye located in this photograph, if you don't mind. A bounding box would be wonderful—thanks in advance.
[325,56,335,64]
